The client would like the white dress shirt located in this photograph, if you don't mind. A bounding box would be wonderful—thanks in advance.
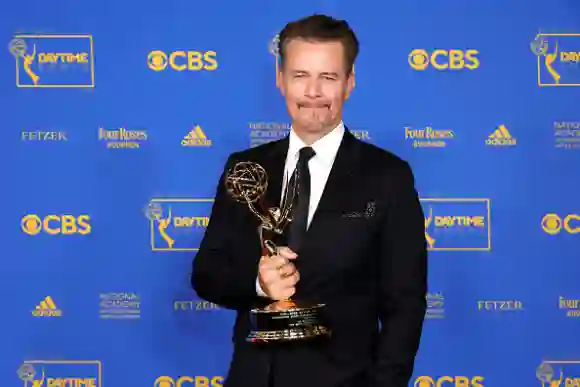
[256,121,346,297]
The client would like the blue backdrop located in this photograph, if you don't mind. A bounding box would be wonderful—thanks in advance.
[2,1,579,386]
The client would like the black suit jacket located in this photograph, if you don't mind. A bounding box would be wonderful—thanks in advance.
[191,129,428,387]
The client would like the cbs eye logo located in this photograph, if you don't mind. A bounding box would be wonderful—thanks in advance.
[154,376,224,387]
[414,376,484,387]
[148,50,218,71]
[21,214,91,236]
[542,213,579,235]
[409,49,480,70]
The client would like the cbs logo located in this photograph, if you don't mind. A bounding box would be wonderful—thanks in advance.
[21,214,91,235]
[409,49,480,70]
[148,50,217,71]
[542,213,579,235]
[415,376,484,387]
[154,376,223,387]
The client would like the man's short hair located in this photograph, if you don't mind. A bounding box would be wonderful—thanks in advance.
[278,14,359,74]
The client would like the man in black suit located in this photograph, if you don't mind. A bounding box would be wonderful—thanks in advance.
[191,14,427,387]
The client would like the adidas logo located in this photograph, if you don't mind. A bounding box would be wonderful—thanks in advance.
[181,125,211,147]
[32,296,62,317]
[486,124,516,146]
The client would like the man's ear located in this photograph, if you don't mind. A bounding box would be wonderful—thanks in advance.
[277,71,284,93]
[277,65,286,96]
[345,65,355,99]
[275,57,282,90]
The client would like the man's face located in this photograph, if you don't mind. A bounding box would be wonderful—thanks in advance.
[278,39,354,135]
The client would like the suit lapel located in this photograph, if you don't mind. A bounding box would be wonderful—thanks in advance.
[259,136,288,212]
[306,129,360,237]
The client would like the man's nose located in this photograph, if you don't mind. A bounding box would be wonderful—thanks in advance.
[304,79,322,98]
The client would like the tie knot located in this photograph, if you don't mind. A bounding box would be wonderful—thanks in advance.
[298,146,316,163]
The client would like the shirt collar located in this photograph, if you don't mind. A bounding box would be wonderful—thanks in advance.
[287,121,345,166]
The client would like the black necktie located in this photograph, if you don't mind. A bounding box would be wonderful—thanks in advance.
[287,146,316,252]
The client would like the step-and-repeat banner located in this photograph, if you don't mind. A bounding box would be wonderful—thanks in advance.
[2,1,579,386]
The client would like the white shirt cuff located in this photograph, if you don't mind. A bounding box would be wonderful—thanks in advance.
[256,277,268,297]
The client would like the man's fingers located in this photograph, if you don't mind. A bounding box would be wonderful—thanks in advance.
[281,271,299,287]
[259,256,286,270]
[261,263,296,283]
[277,247,297,260]
[278,263,296,277]
[258,251,300,301]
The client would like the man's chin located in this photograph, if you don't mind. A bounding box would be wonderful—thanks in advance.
[293,120,333,133]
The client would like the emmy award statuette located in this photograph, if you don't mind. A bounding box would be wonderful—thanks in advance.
[224,161,330,343]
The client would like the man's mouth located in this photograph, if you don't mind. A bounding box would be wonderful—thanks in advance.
[298,103,330,109]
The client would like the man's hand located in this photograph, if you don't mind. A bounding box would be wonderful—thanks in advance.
[258,247,299,300]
